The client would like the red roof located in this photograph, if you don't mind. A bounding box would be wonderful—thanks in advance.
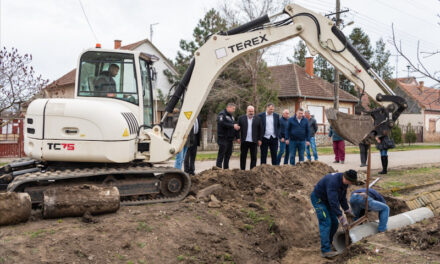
[268,64,358,102]
[396,77,440,111]
[46,69,76,89]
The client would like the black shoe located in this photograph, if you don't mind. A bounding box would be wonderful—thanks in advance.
[333,160,339,163]
[360,163,367,167]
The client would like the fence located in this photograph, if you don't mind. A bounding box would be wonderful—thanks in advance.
[0,118,25,158]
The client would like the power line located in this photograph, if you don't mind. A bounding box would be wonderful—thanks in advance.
[78,0,99,43]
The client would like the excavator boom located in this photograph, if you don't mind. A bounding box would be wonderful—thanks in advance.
[162,4,406,152]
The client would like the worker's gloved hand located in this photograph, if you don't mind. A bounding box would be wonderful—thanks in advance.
[344,209,355,218]
[338,215,349,230]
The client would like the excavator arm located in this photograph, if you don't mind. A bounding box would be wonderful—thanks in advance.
[144,4,406,162]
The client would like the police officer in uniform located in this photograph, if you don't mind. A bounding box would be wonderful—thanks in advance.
[216,103,239,169]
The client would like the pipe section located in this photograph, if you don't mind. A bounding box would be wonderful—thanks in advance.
[334,207,434,252]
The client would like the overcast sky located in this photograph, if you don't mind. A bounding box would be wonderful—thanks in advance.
[2,0,440,86]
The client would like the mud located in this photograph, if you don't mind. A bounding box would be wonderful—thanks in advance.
[0,192,31,226]
[0,162,439,263]
[388,216,440,252]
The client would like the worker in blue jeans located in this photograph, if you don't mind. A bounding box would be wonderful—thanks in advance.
[310,170,357,258]
[349,188,389,232]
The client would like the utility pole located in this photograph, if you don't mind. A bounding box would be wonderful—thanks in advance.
[333,0,341,110]
[150,23,159,43]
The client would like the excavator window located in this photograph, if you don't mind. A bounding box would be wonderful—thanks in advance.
[78,51,139,105]
[139,59,154,127]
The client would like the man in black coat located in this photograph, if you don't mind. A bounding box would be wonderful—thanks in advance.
[258,103,281,165]
[216,103,239,169]
[237,105,263,170]
[184,117,201,175]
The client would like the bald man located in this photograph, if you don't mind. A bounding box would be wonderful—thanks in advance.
[237,105,263,170]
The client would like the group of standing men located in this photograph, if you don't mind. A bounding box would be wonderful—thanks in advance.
[216,103,319,170]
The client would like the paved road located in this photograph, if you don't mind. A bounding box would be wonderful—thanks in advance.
[166,149,440,173]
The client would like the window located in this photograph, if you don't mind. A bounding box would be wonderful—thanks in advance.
[78,51,139,105]
[307,105,324,124]
[339,107,349,114]
[139,59,154,126]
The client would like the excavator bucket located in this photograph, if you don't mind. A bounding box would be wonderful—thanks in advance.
[325,108,375,145]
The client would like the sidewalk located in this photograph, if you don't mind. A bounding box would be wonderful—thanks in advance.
[167,148,440,173]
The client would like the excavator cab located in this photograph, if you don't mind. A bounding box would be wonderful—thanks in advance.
[77,49,156,127]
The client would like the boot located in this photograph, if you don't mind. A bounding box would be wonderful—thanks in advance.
[379,156,388,174]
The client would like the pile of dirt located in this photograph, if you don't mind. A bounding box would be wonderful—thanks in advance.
[190,161,335,261]
[388,216,440,252]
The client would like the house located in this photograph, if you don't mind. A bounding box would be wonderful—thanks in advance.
[393,77,440,142]
[268,57,359,145]
[43,39,178,122]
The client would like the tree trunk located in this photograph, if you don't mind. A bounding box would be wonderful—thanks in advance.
[0,192,31,226]
[43,185,120,219]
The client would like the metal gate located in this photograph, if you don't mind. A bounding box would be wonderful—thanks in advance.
[0,118,25,158]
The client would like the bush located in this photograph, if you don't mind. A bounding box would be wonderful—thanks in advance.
[405,123,417,146]
[391,123,403,145]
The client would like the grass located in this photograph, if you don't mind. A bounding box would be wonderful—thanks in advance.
[136,222,153,232]
[376,166,440,193]
[193,144,440,161]
[0,162,6,167]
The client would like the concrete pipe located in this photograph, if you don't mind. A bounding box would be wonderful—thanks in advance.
[334,207,434,252]
[43,185,120,218]
[0,192,32,226]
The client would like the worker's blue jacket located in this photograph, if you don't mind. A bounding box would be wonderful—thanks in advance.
[312,172,349,217]
[351,188,386,204]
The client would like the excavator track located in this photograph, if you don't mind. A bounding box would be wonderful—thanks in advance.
[5,162,191,206]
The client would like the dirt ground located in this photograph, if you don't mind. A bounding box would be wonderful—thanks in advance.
[0,162,439,264]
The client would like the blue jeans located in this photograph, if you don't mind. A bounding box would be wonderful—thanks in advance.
[276,140,290,165]
[289,140,305,165]
[380,149,388,156]
[174,146,188,169]
[306,137,318,161]
[311,192,339,253]
[350,194,389,232]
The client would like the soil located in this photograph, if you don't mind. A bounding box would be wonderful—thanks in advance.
[388,217,440,252]
[0,161,439,264]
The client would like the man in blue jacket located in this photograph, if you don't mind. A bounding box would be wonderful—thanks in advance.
[258,103,281,165]
[349,188,389,232]
[286,108,310,165]
[310,170,357,258]
[276,109,290,165]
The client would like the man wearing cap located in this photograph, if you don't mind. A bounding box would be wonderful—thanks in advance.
[310,170,357,258]
[349,188,389,233]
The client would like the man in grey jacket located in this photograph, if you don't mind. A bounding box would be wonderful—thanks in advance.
[305,110,318,161]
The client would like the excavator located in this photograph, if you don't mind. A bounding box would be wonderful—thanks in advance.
[0,4,406,206]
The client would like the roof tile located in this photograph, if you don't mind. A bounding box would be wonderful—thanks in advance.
[269,64,358,102]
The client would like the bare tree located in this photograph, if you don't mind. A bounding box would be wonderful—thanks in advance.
[0,47,49,117]
[218,0,287,112]
[391,24,440,84]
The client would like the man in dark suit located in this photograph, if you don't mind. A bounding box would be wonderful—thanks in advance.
[184,117,201,175]
[258,103,280,165]
[237,106,262,170]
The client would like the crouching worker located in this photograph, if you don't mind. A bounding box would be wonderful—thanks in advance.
[349,188,389,232]
[310,170,357,258]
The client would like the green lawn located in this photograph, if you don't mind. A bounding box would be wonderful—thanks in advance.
[193,144,440,161]
[0,162,6,167]
[375,166,440,194]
